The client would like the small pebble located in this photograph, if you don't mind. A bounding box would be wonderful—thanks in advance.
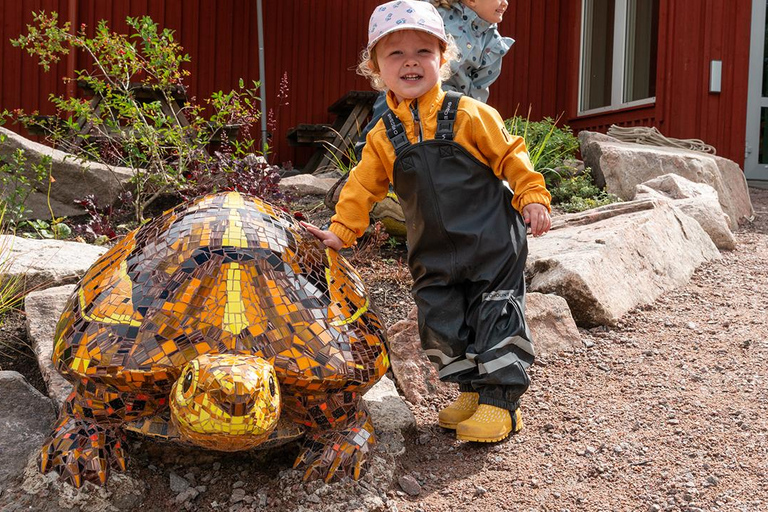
[230,488,247,504]
[398,475,422,497]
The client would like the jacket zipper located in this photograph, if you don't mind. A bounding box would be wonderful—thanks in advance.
[411,101,422,142]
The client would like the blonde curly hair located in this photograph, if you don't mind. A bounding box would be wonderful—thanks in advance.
[356,33,459,92]
[430,0,460,8]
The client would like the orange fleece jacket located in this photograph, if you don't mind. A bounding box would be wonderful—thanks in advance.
[329,84,551,247]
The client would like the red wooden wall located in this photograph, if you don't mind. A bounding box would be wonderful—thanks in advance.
[545,0,751,165]
[0,0,753,167]
[1,0,385,167]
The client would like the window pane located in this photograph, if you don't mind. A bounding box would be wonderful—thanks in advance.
[624,0,659,102]
[760,108,768,164]
[762,0,768,97]
[581,0,615,111]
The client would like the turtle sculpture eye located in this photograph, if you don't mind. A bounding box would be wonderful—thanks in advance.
[182,369,195,395]
[268,374,276,397]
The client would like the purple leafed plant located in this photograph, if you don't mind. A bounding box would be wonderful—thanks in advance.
[73,191,134,242]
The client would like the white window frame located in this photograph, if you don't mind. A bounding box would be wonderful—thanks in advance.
[578,0,657,116]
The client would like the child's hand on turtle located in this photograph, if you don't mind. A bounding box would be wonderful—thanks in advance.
[302,222,344,251]
[522,203,551,237]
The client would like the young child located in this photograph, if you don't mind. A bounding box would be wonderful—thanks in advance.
[432,0,513,102]
[355,0,514,155]
[305,0,551,443]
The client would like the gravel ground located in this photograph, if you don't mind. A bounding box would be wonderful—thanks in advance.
[393,187,768,512]
[1,188,766,512]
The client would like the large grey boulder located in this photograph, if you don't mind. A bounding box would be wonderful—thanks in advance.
[0,235,106,291]
[0,371,56,492]
[579,131,754,228]
[25,285,76,410]
[527,200,720,326]
[0,126,134,219]
[635,174,736,250]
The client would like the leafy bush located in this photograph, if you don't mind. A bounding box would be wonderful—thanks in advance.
[18,218,72,239]
[9,12,264,222]
[505,112,619,213]
[72,192,134,243]
[179,152,284,205]
[505,113,580,182]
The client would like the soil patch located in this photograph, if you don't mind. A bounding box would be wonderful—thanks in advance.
[0,308,46,394]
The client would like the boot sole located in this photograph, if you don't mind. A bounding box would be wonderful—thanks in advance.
[455,415,523,442]
[438,420,459,429]
[456,430,511,443]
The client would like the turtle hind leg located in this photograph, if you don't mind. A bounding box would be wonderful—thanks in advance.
[292,393,376,483]
[39,393,127,488]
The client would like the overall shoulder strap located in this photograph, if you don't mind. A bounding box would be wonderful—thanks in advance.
[381,109,411,156]
[435,91,463,141]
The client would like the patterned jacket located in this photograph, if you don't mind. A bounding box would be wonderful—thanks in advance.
[429,1,514,102]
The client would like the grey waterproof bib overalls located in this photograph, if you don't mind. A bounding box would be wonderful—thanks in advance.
[382,92,535,411]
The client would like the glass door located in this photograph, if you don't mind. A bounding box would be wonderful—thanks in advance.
[746,0,768,182]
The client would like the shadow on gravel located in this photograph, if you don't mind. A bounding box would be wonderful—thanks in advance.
[745,187,768,235]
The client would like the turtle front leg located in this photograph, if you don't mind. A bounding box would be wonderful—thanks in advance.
[39,391,128,488]
[291,392,377,482]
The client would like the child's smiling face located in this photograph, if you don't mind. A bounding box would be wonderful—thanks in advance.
[374,30,443,104]
[462,0,509,24]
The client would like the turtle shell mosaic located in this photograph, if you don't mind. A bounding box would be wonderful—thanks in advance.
[39,191,390,488]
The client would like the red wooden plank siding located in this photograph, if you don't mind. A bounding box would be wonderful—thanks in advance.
[656,0,751,163]
[1,0,69,123]
[0,0,753,167]
[566,0,751,164]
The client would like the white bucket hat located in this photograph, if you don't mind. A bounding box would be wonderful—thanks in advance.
[367,0,449,51]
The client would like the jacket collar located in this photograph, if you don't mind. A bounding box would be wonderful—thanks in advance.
[452,3,496,37]
[385,83,445,122]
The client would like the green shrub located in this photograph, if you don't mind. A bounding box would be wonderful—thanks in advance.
[9,12,263,222]
[505,113,580,182]
[505,112,619,213]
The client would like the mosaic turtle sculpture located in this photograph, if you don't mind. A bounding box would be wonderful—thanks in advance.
[39,191,390,488]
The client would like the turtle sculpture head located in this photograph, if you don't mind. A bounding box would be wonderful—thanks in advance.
[170,353,281,450]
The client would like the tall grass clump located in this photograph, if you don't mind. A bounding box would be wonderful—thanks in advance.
[505,109,619,212]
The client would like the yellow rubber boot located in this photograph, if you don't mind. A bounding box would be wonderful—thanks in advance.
[437,392,479,429]
[455,405,523,442]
